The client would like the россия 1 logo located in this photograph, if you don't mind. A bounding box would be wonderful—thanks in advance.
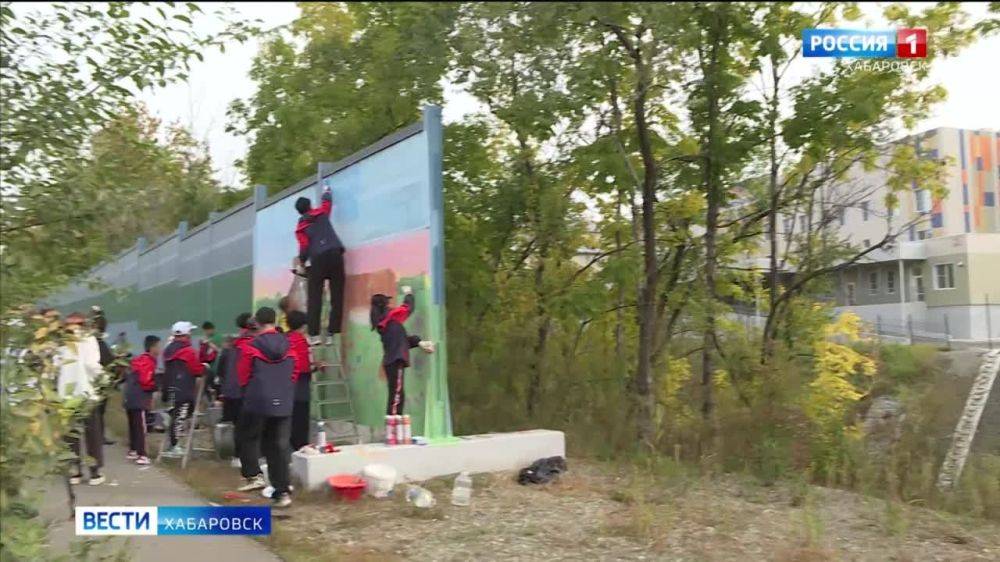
[803,28,927,58]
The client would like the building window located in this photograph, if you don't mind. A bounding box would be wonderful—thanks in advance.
[931,213,943,228]
[918,230,932,240]
[862,238,870,248]
[985,192,996,207]
[868,271,879,294]
[915,189,931,213]
[976,156,984,170]
[783,217,793,232]
[913,269,925,302]
[846,283,856,305]
[934,263,955,290]
[861,201,869,221]
[886,270,896,294]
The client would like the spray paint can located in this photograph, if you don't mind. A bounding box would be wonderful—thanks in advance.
[385,415,397,445]
[402,415,412,444]
[394,415,405,445]
[316,422,327,448]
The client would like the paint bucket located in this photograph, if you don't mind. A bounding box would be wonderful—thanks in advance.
[361,464,397,498]
[327,474,366,502]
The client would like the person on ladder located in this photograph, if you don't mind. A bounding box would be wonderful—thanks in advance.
[293,184,345,347]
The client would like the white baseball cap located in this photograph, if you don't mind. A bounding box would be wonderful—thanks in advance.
[171,321,197,336]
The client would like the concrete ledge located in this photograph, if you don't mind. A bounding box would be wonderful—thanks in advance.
[291,429,565,491]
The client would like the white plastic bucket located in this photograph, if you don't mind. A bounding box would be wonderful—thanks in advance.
[361,463,397,498]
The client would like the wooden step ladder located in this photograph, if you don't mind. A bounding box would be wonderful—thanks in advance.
[311,336,362,445]
[156,377,219,469]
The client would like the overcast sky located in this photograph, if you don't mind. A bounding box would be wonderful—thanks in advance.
[136,2,1000,188]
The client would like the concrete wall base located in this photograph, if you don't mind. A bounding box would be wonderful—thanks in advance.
[291,429,565,491]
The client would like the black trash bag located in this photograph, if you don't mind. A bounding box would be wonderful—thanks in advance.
[517,456,567,485]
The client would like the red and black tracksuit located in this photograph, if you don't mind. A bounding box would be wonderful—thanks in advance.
[123,352,157,456]
[295,190,345,337]
[377,293,422,416]
[287,330,313,450]
[219,330,254,459]
[163,336,205,448]
[237,328,298,498]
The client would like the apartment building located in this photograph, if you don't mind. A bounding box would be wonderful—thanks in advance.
[765,127,999,342]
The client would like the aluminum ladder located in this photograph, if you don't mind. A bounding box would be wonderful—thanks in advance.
[311,336,362,445]
[156,376,219,469]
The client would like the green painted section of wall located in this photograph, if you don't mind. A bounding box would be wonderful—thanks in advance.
[56,266,253,336]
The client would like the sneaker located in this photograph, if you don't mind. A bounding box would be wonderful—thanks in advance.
[68,474,83,485]
[162,445,185,458]
[104,437,116,446]
[88,474,105,486]
[126,450,139,460]
[273,494,292,508]
[308,335,323,347]
[238,474,266,492]
[418,340,436,354]
[229,457,241,468]
[135,456,150,465]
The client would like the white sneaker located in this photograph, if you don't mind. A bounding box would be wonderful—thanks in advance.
[308,336,323,347]
[229,457,241,468]
[88,474,106,486]
[135,456,151,465]
[162,445,184,458]
[418,340,436,354]
[126,450,139,460]
[262,485,274,499]
[273,494,292,508]
[68,474,83,485]
[238,474,266,492]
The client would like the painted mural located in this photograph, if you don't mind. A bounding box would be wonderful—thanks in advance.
[252,110,451,439]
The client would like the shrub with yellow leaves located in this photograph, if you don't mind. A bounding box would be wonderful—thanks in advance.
[804,312,877,482]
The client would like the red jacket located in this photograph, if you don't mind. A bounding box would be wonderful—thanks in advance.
[237,328,301,385]
[234,331,256,388]
[130,353,158,391]
[286,331,312,378]
[164,337,205,377]
[295,190,336,262]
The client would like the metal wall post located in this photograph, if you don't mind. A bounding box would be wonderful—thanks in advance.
[944,313,951,350]
[907,314,914,345]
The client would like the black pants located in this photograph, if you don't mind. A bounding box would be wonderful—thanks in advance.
[222,398,243,458]
[67,407,104,476]
[385,361,406,415]
[126,409,148,456]
[169,400,193,447]
[307,249,345,336]
[239,413,292,496]
[291,401,311,451]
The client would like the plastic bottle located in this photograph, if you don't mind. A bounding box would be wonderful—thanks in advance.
[315,422,327,448]
[405,485,435,508]
[451,471,472,506]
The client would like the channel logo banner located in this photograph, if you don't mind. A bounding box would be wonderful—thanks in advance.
[803,28,927,59]
[76,506,271,536]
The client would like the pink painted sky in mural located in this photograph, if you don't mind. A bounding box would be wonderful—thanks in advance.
[254,228,431,299]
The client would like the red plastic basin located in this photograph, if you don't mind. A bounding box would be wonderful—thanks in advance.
[327,474,366,501]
